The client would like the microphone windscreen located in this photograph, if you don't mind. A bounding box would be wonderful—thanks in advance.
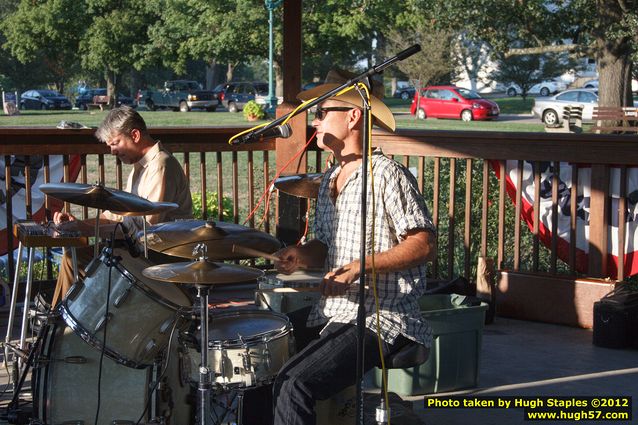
[279,123,292,138]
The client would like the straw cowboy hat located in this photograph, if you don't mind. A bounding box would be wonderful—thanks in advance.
[297,69,396,132]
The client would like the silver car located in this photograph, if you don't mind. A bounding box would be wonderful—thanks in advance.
[532,89,598,125]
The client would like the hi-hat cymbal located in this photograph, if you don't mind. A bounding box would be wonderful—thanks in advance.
[142,261,264,285]
[142,220,281,260]
[274,173,322,199]
[40,182,177,216]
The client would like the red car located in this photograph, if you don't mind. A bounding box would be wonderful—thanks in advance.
[410,85,500,121]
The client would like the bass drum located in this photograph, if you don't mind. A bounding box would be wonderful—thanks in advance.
[32,319,152,425]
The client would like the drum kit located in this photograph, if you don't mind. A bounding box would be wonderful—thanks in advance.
[8,182,309,425]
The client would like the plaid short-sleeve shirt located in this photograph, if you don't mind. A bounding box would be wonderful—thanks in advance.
[307,150,435,347]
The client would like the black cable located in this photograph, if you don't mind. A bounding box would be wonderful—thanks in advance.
[94,225,119,425]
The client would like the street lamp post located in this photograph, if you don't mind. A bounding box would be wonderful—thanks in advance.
[265,0,282,113]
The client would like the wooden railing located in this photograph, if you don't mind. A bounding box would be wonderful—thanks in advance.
[2,126,638,326]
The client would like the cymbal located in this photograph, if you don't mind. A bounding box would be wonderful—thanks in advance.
[112,201,179,217]
[143,220,281,260]
[274,173,323,199]
[142,261,264,285]
[40,182,177,216]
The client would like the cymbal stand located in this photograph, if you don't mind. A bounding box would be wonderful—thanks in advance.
[93,208,101,258]
[143,219,148,258]
[193,243,212,425]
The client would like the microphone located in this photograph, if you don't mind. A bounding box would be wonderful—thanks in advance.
[233,123,292,145]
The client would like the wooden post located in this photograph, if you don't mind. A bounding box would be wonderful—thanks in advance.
[275,0,307,245]
[588,164,609,277]
[477,256,496,324]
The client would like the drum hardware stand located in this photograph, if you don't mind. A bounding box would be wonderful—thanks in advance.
[5,310,51,425]
[4,221,83,383]
[192,243,213,425]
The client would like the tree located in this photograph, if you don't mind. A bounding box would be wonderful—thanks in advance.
[452,34,493,92]
[418,0,638,108]
[143,0,267,88]
[385,6,454,91]
[2,0,89,92]
[80,0,156,105]
[491,53,582,100]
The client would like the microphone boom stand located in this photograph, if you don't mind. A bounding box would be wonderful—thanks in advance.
[231,44,421,425]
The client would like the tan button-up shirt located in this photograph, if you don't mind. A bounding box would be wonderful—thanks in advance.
[103,141,192,233]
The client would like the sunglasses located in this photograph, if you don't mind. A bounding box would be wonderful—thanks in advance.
[314,106,353,121]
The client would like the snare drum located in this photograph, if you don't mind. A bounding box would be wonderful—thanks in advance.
[61,247,192,368]
[32,320,152,425]
[185,310,294,389]
[255,270,324,314]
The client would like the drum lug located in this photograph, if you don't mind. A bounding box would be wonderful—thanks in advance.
[112,285,133,308]
[263,344,272,370]
[241,346,252,372]
[94,313,113,333]
[159,317,175,334]
[144,338,158,354]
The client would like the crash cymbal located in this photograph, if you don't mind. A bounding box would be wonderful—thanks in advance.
[142,261,264,285]
[274,173,322,199]
[40,182,175,216]
[143,220,281,260]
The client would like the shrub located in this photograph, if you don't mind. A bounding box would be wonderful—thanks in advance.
[191,191,233,220]
[242,100,265,121]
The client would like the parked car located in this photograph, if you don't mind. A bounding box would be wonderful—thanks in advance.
[582,79,599,89]
[74,88,135,110]
[532,89,599,125]
[506,80,567,97]
[222,82,268,112]
[212,83,231,106]
[393,86,416,101]
[583,78,638,92]
[410,85,500,121]
[20,90,72,110]
[145,80,217,112]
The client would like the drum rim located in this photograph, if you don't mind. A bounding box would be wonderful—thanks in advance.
[58,303,153,369]
[105,251,192,312]
[206,310,292,348]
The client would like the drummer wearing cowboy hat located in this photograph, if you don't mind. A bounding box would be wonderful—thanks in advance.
[272,70,436,425]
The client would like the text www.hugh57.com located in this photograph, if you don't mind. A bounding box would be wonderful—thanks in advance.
[526,409,629,421]
[424,396,632,422]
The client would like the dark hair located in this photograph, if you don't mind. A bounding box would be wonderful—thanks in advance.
[95,105,147,143]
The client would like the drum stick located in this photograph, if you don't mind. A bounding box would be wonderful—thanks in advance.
[264,285,369,293]
[265,286,321,293]
[232,244,280,262]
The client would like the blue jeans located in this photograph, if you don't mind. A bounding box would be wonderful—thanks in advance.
[272,309,409,425]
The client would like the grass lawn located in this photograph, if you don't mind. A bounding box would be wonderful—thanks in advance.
[1,96,543,132]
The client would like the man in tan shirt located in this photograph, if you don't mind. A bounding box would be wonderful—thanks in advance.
[51,105,193,306]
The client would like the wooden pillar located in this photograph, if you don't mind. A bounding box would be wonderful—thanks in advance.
[275,0,308,245]
[588,164,609,277]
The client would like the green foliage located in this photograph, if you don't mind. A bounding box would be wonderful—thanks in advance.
[491,52,584,100]
[191,191,233,221]
[384,16,454,88]
[2,0,89,91]
[242,100,265,120]
[143,0,267,76]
